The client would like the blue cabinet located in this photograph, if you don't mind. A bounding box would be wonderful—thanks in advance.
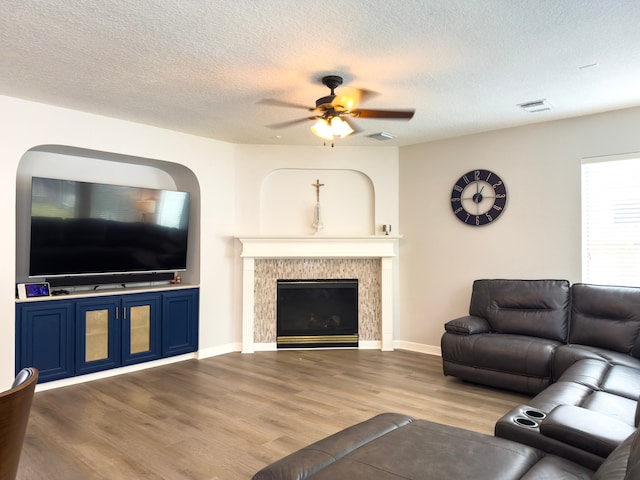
[122,293,162,365]
[75,297,122,375]
[16,288,198,383]
[162,288,199,357]
[15,300,75,383]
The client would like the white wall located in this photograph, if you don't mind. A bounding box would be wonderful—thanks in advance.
[233,145,400,236]
[260,169,374,236]
[398,106,640,352]
[0,95,236,385]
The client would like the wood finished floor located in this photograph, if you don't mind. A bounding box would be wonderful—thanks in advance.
[17,350,529,480]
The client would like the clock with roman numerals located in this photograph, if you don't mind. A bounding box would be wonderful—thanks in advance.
[450,169,507,226]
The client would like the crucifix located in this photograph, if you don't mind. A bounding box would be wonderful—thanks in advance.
[311,179,325,233]
[312,179,325,202]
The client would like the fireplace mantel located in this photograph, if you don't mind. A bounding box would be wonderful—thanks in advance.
[237,236,400,353]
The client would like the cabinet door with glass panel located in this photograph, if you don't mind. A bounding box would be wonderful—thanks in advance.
[121,294,161,366]
[75,296,121,375]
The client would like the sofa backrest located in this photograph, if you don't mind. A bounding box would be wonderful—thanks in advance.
[570,284,640,356]
[469,279,570,342]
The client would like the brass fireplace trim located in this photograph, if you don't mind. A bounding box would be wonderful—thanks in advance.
[277,334,359,345]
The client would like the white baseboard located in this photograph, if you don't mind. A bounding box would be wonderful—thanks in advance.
[253,342,277,352]
[197,343,241,358]
[393,340,441,356]
[35,353,197,392]
[243,340,441,355]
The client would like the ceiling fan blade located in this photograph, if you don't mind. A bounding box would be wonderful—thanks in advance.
[331,87,380,111]
[351,108,415,119]
[265,117,313,129]
[331,87,361,110]
[258,98,313,110]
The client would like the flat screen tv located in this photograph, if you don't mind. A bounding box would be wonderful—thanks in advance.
[29,177,190,279]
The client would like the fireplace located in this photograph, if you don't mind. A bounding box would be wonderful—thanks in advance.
[277,279,358,348]
[238,236,399,353]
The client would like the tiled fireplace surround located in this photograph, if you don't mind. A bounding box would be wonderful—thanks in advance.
[238,236,399,353]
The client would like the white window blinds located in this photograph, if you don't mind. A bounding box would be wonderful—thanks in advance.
[582,154,640,287]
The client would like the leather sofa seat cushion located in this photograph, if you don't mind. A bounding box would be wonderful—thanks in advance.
[442,333,561,378]
[553,344,640,381]
[570,283,640,355]
[528,381,638,427]
[252,413,596,480]
[469,279,570,342]
[581,391,638,426]
[556,359,640,401]
[602,365,640,399]
[526,382,592,413]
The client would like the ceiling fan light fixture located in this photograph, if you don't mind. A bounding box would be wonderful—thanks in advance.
[330,116,354,138]
[267,74,414,145]
[311,118,334,141]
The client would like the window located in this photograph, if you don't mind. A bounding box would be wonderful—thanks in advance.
[582,153,640,287]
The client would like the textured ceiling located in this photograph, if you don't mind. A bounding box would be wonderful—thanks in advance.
[1,0,640,147]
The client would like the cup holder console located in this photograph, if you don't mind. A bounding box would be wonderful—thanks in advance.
[523,409,546,420]
[512,407,547,428]
[513,416,538,427]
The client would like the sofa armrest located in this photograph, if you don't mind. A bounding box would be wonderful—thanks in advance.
[444,315,491,335]
[539,405,635,458]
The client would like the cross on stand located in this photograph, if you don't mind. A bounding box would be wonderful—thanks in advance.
[312,179,325,203]
[311,179,325,233]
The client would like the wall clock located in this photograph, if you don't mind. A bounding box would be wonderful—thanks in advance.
[450,169,507,226]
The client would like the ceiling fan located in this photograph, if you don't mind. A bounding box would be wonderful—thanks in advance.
[260,75,415,146]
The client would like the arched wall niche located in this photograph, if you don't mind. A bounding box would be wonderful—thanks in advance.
[15,144,201,285]
[259,168,375,236]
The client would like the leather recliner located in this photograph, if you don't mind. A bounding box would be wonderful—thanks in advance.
[441,279,571,394]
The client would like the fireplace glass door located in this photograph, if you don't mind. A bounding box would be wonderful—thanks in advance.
[276,279,358,348]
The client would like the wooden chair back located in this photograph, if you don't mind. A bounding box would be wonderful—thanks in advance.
[0,368,38,480]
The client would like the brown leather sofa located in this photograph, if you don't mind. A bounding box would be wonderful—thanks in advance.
[252,412,640,479]
[441,280,640,396]
[442,280,640,469]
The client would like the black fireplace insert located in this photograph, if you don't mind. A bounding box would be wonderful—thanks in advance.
[276,279,358,348]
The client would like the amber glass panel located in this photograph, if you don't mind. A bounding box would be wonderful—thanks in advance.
[85,310,109,362]
[130,305,151,354]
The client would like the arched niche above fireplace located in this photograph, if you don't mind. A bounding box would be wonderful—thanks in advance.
[259,168,374,236]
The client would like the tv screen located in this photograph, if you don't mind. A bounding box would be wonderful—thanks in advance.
[29,177,190,278]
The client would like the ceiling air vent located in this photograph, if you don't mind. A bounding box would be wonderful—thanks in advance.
[518,99,552,113]
[368,132,396,141]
